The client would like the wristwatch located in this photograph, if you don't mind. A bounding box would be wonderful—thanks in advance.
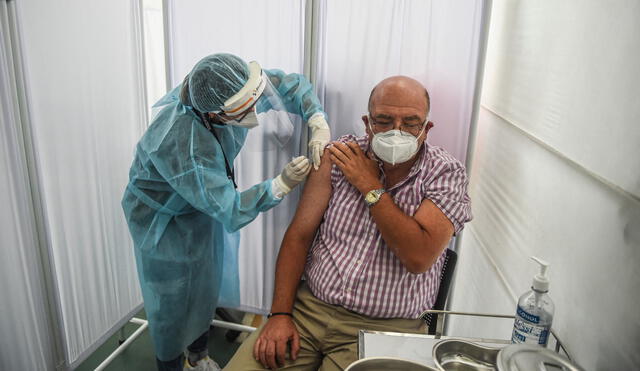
[364,188,386,207]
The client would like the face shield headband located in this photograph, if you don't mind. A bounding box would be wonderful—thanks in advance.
[220,61,266,116]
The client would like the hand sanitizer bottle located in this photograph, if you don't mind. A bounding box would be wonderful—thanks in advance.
[511,256,555,346]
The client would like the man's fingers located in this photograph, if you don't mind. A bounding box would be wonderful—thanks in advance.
[346,141,362,155]
[330,154,346,169]
[332,141,350,153]
[275,340,287,367]
[340,141,358,155]
[266,340,278,369]
[291,331,300,361]
[258,338,269,368]
[328,145,350,163]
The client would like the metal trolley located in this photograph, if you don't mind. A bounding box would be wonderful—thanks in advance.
[357,309,574,368]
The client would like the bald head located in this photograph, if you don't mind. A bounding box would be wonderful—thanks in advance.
[363,75,433,153]
[368,76,430,115]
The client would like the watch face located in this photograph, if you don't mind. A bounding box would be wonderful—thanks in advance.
[365,192,378,203]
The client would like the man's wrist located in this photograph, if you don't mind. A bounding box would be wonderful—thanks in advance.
[267,312,293,319]
[270,305,293,314]
[358,181,384,196]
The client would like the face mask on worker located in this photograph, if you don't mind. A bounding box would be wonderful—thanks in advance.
[368,116,428,165]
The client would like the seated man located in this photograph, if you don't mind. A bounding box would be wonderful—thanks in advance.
[225,76,472,370]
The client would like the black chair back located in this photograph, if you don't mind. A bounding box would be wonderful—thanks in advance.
[423,248,458,334]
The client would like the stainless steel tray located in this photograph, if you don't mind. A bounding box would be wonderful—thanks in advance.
[346,356,439,371]
[433,339,501,371]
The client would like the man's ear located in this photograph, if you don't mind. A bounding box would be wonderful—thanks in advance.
[420,121,435,142]
[426,120,434,134]
[362,115,374,137]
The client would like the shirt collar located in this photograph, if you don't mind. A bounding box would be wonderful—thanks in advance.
[387,141,428,191]
[360,135,429,191]
[377,140,429,191]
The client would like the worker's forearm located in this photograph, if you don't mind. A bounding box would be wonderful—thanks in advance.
[269,236,310,313]
[369,194,440,272]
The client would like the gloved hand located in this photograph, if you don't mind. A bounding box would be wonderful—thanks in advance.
[273,156,312,195]
[307,113,331,170]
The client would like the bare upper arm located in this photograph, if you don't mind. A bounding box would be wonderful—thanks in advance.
[413,199,455,253]
[284,148,333,242]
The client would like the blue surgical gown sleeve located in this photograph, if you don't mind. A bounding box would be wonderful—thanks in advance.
[264,69,326,122]
[143,111,281,233]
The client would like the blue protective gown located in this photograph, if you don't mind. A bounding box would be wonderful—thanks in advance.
[122,69,324,361]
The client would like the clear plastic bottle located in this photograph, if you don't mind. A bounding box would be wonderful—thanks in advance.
[511,256,555,346]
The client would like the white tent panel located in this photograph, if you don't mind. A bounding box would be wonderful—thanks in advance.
[446,225,515,337]
[15,0,145,365]
[0,19,58,367]
[450,2,640,369]
[168,0,304,87]
[449,108,640,369]
[480,0,640,197]
[0,127,58,371]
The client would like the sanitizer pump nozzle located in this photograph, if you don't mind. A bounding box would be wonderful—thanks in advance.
[531,256,549,293]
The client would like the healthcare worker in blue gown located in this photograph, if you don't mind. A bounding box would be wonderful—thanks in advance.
[122,53,331,371]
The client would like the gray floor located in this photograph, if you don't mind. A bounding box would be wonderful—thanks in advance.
[76,309,242,371]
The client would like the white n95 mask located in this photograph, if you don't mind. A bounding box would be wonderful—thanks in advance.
[369,119,427,165]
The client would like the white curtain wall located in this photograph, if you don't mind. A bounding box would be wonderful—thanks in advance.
[7,0,147,367]
[448,1,640,370]
[1,2,62,369]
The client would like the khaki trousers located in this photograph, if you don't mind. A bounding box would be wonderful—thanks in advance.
[224,282,426,371]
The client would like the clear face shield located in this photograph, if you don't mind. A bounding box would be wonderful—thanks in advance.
[220,62,295,151]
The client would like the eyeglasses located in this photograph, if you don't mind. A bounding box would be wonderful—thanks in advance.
[368,115,427,137]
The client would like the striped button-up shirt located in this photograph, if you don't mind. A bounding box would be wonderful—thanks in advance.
[304,134,472,319]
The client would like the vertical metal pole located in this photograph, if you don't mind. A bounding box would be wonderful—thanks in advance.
[301,0,315,157]
[463,0,493,172]
[302,0,326,159]
[448,0,493,337]
[162,0,174,91]
[132,0,150,130]
[302,0,317,82]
